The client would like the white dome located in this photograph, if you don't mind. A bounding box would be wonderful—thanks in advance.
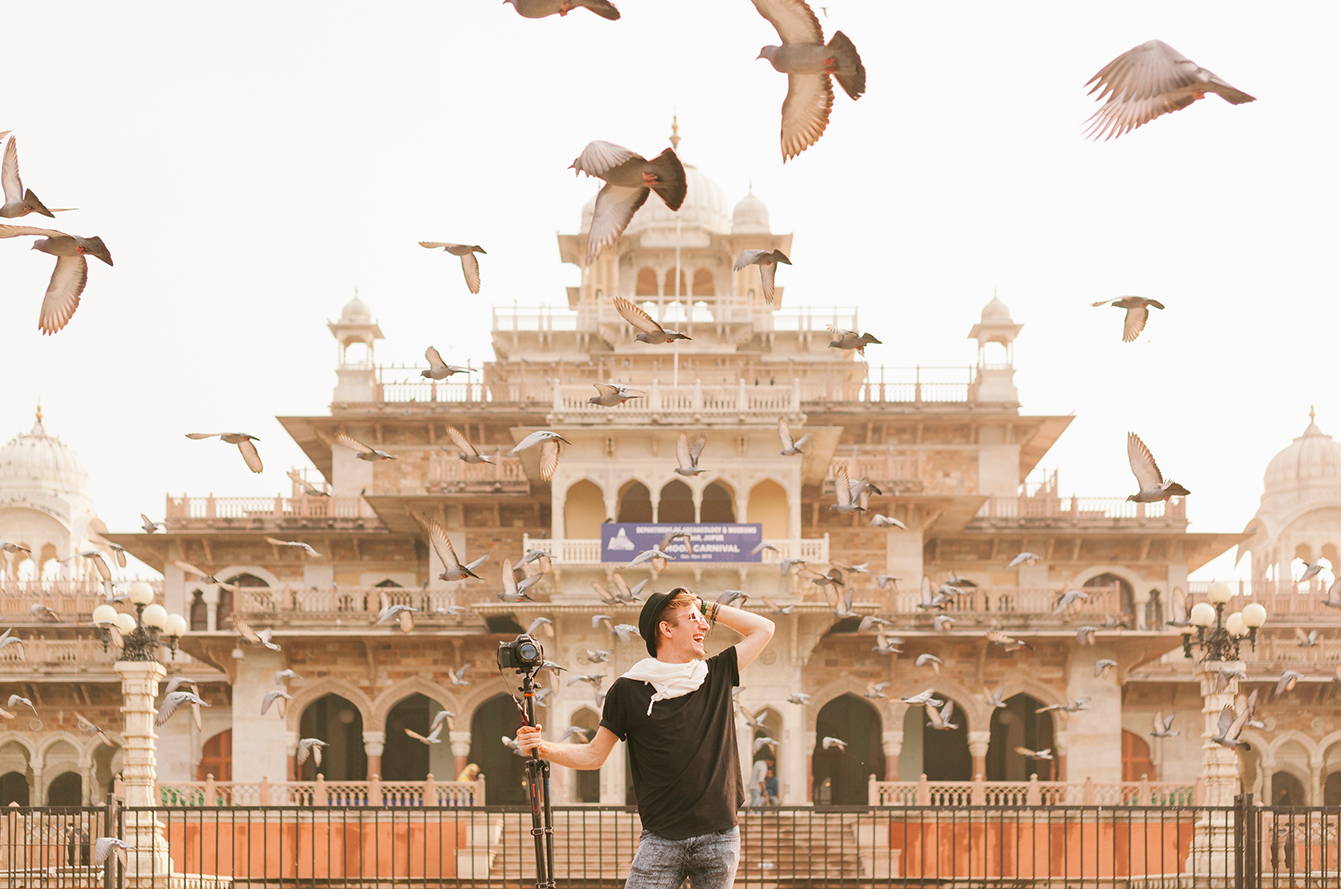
[339,295,372,324]
[732,191,770,234]
[581,164,731,238]
[1264,410,1341,493]
[981,296,1013,323]
[0,410,89,500]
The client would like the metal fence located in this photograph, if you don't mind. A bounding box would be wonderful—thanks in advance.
[0,798,1339,887]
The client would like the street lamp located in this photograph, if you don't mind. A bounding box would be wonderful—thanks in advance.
[1182,584,1264,662]
[91,581,187,662]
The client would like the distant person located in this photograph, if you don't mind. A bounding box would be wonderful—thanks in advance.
[748,756,768,807]
[765,762,779,806]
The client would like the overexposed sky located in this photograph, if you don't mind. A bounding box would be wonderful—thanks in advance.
[1,2,1335,580]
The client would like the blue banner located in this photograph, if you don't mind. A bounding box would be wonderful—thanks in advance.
[600,523,764,563]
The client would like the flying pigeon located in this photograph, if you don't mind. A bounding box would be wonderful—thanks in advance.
[871,514,906,529]
[377,603,417,632]
[0,628,25,660]
[589,383,646,407]
[932,615,955,633]
[753,736,778,754]
[1325,578,1341,608]
[926,699,958,731]
[296,738,327,767]
[1166,587,1190,627]
[78,550,112,583]
[286,470,329,498]
[442,425,494,465]
[405,724,445,745]
[1297,628,1320,648]
[265,537,320,558]
[1014,747,1053,760]
[157,691,210,727]
[510,430,571,482]
[749,0,865,161]
[821,736,847,751]
[418,243,485,293]
[875,575,900,590]
[498,558,538,602]
[75,713,114,747]
[571,142,686,263]
[826,326,881,353]
[1211,690,1258,749]
[29,602,60,622]
[915,653,942,673]
[1076,626,1098,646]
[335,432,395,462]
[857,615,891,633]
[173,560,236,589]
[560,725,593,743]
[829,463,863,514]
[673,433,708,476]
[526,616,554,638]
[421,346,473,380]
[787,693,811,704]
[901,688,941,706]
[1127,432,1190,502]
[185,432,262,473]
[420,517,482,582]
[1299,560,1326,583]
[236,620,281,651]
[863,681,889,700]
[1275,670,1302,698]
[0,542,31,554]
[1151,712,1179,738]
[1008,552,1040,568]
[986,690,1006,710]
[503,0,620,21]
[585,649,610,663]
[1095,658,1117,678]
[0,137,71,219]
[735,249,791,304]
[261,690,292,717]
[93,837,128,871]
[448,663,471,687]
[777,417,808,455]
[1092,297,1165,342]
[1055,589,1089,615]
[612,295,691,344]
[274,669,301,685]
[1084,40,1255,141]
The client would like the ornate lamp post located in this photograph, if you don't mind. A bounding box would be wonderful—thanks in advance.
[1183,583,1267,878]
[91,582,188,883]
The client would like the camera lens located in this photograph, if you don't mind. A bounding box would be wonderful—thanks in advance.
[519,640,539,661]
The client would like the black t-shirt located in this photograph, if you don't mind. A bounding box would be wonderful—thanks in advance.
[599,646,743,840]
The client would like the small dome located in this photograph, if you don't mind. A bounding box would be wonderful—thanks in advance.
[981,296,1013,323]
[732,191,770,234]
[1264,410,1341,494]
[0,409,89,500]
[339,295,372,324]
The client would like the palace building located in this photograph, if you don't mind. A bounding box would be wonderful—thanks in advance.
[4,140,1341,815]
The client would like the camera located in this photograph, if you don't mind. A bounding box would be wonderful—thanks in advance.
[497,633,545,672]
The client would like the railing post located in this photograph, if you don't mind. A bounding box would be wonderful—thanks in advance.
[1082,776,1095,805]
[369,774,383,806]
[424,773,437,807]
[1026,774,1041,806]
[204,772,216,806]
[1138,774,1150,805]
[314,774,328,806]
[259,776,271,806]
[474,775,486,805]
[867,773,877,806]
[971,773,985,806]
[915,774,930,807]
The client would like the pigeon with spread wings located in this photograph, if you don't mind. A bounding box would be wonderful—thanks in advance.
[510,430,570,482]
[0,137,70,219]
[777,418,808,456]
[749,0,865,161]
[1126,433,1189,503]
[421,346,473,381]
[185,432,263,473]
[335,432,395,462]
[611,296,691,344]
[1092,297,1165,343]
[504,0,620,20]
[1084,40,1254,141]
[571,141,686,264]
[418,243,485,294]
[419,517,482,583]
[735,249,791,304]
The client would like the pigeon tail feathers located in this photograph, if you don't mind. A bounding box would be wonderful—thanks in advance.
[826,31,866,100]
[646,149,687,211]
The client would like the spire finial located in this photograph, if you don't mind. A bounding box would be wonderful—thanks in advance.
[670,114,681,152]
[34,404,42,425]
[1310,404,1316,424]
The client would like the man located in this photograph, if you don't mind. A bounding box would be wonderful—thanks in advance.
[515,587,774,889]
[748,755,769,807]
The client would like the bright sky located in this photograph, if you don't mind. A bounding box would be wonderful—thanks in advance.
[2,1,1333,580]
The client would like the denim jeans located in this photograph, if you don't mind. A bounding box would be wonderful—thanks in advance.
[624,825,740,889]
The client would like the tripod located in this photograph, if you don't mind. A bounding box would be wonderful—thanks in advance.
[517,668,556,889]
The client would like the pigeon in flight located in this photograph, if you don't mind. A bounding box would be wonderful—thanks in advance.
[510,430,571,482]
[901,688,941,706]
[829,463,864,514]
[0,137,68,219]
[265,538,320,558]
[986,629,1030,650]
[1166,587,1190,627]
[1092,297,1165,343]
[915,653,942,674]
[932,615,955,633]
[821,736,847,751]
[1008,552,1040,568]
[986,690,1006,710]
[1211,690,1258,749]
[1014,747,1053,760]
[0,628,25,660]
[29,603,60,622]
[589,383,645,407]
[571,142,686,263]
[1076,626,1098,646]
[0,223,113,333]
[186,432,263,473]
[418,243,485,294]
[1275,670,1302,698]
[296,738,327,767]
[75,713,114,747]
[1126,433,1189,502]
[93,837,128,871]
[749,0,865,161]
[612,296,691,344]
[1084,40,1255,141]
[753,736,778,754]
[286,470,329,498]
[377,602,417,632]
[405,724,445,745]
[1094,658,1117,678]
[236,620,281,652]
[1299,560,1326,583]
[875,575,900,590]
[926,699,958,731]
[674,433,708,477]
[0,542,31,554]
[261,690,292,717]
[1055,589,1089,615]
[499,558,540,602]
[777,418,808,455]
[787,693,811,705]
[420,517,482,582]
[274,669,301,685]
[447,663,471,687]
[872,632,902,655]
[585,649,611,663]
[863,681,889,700]
[630,547,674,571]
[1297,628,1320,648]
[1150,712,1179,738]
[503,0,620,20]
[526,616,554,638]
[335,432,396,462]
[444,426,494,464]
[421,346,473,380]
[826,326,881,353]
[173,561,237,589]
[735,249,791,304]
[870,514,905,529]
[1214,665,1246,694]
[157,691,210,727]
[1324,578,1341,608]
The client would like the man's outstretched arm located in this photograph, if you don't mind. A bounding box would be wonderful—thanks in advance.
[711,602,775,669]
[515,724,619,770]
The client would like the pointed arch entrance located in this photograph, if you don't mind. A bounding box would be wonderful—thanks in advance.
[469,694,526,805]
[383,693,453,780]
[298,694,366,780]
[987,694,1055,780]
[813,694,883,805]
[900,697,970,780]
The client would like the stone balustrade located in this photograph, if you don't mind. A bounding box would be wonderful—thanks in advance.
[974,495,1188,527]
[165,494,376,528]
[153,774,485,807]
[521,535,829,567]
[869,774,1199,807]
[550,381,800,423]
[891,582,1122,624]
[0,638,117,673]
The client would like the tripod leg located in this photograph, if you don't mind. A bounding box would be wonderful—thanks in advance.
[541,760,556,888]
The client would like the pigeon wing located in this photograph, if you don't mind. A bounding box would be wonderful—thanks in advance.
[612,295,663,335]
[749,0,825,44]
[36,254,87,335]
[0,137,21,204]
[571,141,640,178]
[426,519,464,571]
[1122,305,1149,343]
[459,252,481,294]
[688,435,706,465]
[538,438,561,482]
[759,262,779,304]
[0,223,71,240]
[675,431,692,470]
[237,438,263,473]
[833,462,852,507]
[425,346,448,372]
[777,417,794,450]
[445,425,479,458]
[1127,432,1165,490]
[587,184,649,263]
[334,431,372,455]
[779,75,833,162]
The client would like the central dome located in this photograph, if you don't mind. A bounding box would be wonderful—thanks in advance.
[0,409,90,500]
[581,163,730,238]
[1264,409,1341,494]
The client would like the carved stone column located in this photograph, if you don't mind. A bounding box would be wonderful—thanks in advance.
[1185,659,1244,879]
[115,659,172,883]
[362,731,385,779]
[449,730,473,781]
[967,730,991,780]
[881,731,904,780]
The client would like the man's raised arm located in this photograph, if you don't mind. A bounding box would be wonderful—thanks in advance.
[515,724,619,770]
[711,602,775,669]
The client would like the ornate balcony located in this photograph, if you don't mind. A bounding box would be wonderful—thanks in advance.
[0,580,164,623]
[825,452,927,495]
[165,495,378,530]
[154,774,484,807]
[232,586,482,628]
[868,774,1197,807]
[890,583,1123,625]
[521,535,829,566]
[550,381,800,424]
[0,639,117,674]
[972,495,1188,528]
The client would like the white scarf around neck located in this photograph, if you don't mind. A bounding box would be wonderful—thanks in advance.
[621,657,709,715]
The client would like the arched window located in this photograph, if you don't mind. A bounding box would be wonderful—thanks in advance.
[700,482,735,523]
[658,480,694,524]
[197,730,232,781]
[691,268,715,297]
[635,267,658,296]
[46,772,82,806]
[383,694,452,781]
[189,590,208,632]
[813,694,883,805]
[374,579,403,588]
[0,772,27,806]
[663,269,687,298]
[1324,772,1341,806]
[1271,771,1306,806]
[914,697,970,780]
[616,481,652,523]
[747,480,789,539]
[1121,729,1155,781]
[565,480,606,538]
[469,694,527,805]
[298,694,366,780]
[987,694,1055,780]
[1085,573,1134,620]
